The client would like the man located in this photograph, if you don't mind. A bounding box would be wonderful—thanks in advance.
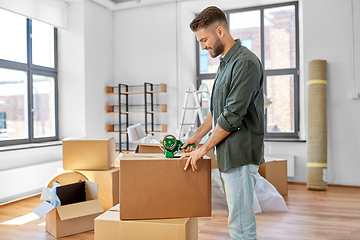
[181,6,264,240]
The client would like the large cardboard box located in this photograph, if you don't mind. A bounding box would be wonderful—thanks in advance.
[63,137,115,170]
[259,157,288,196]
[135,143,164,153]
[198,144,217,169]
[79,167,120,211]
[119,153,211,220]
[95,204,198,240]
[32,181,103,238]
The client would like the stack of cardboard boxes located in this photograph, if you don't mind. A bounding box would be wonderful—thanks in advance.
[94,144,212,240]
[33,137,119,238]
[63,137,120,211]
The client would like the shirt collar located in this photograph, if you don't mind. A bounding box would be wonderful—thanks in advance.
[220,39,242,64]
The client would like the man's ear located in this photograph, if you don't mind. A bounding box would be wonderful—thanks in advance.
[216,26,225,38]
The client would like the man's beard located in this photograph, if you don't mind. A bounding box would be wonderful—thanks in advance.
[210,34,224,58]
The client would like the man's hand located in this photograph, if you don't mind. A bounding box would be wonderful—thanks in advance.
[181,147,207,171]
[181,136,201,153]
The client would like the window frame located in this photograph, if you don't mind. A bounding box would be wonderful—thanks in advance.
[196,1,299,139]
[0,17,58,146]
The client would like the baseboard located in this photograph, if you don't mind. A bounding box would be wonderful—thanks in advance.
[0,189,42,206]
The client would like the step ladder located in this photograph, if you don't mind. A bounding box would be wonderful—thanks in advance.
[177,82,211,140]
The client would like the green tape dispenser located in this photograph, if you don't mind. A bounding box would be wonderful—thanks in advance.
[161,134,195,158]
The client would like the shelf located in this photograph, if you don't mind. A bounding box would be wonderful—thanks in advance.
[106,82,167,153]
[106,124,167,133]
[105,104,167,114]
[106,84,167,95]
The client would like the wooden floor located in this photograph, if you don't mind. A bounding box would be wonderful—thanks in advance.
[0,183,360,240]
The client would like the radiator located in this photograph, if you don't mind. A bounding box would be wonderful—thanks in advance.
[0,160,62,204]
[265,154,295,178]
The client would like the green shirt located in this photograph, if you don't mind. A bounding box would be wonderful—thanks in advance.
[210,39,265,172]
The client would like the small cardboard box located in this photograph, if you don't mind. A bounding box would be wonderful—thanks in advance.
[119,153,211,220]
[32,180,103,238]
[135,143,164,153]
[63,137,115,170]
[95,204,198,240]
[79,167,120,211]
[259,157,288,196]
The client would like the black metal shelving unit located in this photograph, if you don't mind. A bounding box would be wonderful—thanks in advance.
[105,82,167,153]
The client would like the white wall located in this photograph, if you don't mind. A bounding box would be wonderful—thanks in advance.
[113,2,177,143]
[84,0,113,137]
[58,0,87,139]
[300,0,360,185]
[58,0,113,139]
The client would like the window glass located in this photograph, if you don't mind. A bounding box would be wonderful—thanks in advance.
[0,8,27,63]
[229,10,261,60]
[199,82,212,118]
[266,74,294,133]
[0,68,28,140]
[201,79,215,96]
[33,74,56,138]
[264,5,296,69]
[32,20,55,68]
[0,112,6,136]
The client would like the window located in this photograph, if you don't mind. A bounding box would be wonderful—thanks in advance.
[0,112,6,136]
[196,2,299,139]
[0,8,58,146]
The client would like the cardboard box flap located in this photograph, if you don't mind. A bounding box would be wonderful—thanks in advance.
[109,204,120,211]
[32,201,55,218]
[85,180,99,200]
[57,199,103,220]
[135,144,164,153]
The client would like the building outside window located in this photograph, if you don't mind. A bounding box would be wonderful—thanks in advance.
[0,112,6,136]
[0,8,58,146]
[197,2,299,139]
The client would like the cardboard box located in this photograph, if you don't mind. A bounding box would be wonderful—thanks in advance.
[95,204,198,240]
[198,144,217,169]
[79,167,120,211]
[33,180,103,238]
[135,143,164,153]
[63,137,115,170]
[259,157,288,196]
[119,153,211,220]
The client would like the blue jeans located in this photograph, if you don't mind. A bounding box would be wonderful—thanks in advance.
[220,164,259,240]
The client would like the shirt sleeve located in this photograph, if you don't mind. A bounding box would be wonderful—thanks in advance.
[216,60,261,132]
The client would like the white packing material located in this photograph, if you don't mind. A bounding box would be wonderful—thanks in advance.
[211,169,288,214]
[254,172,288,212]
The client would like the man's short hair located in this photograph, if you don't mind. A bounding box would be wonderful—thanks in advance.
[190,6,228,32]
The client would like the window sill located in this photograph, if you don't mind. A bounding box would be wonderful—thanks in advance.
[0,141,62,152]
[264,138,306,143]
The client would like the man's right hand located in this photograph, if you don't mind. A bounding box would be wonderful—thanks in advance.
[181,136,201,153]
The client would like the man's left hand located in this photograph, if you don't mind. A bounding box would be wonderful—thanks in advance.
[181,148,206,171]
